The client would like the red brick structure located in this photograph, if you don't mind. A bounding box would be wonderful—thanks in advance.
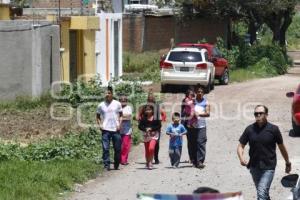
[123,14,145,52]
[123,14,229,52]
[32,0,91,8]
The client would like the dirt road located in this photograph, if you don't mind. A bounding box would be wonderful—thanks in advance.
[70,67,300,200]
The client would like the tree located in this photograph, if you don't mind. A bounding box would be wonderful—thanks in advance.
[177,0,297,47]
[261,0,297,46]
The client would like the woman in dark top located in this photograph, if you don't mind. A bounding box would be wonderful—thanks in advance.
[137,91,166,164]
[138,105,162,170]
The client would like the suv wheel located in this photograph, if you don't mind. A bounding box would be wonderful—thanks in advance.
[292,119,300,135]
[220,69,229,85]
[161,84,167,93]
[211,78,215,90]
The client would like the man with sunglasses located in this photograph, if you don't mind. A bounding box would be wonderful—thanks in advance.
[237,105,291,200]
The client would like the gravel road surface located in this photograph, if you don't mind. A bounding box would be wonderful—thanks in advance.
[70,67,300,200]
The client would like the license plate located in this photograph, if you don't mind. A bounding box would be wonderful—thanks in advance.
[180,67,189,72]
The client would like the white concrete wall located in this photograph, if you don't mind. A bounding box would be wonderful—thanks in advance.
[95,13,122,85]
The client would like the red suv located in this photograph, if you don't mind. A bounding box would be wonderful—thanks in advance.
[176,43,229,85]
[286,84,300,135]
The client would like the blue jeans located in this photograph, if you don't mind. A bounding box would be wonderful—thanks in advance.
[250,168,275,200]
[169,146,182,167]
[102,130,121,169]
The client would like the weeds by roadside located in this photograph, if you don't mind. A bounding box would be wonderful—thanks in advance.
[0,93,53,111]
[0,76,149,199]
[123,51,161,82]
[0,159,100,200]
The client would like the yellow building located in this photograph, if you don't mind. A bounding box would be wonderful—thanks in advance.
[48,14,123,84]
[0,3,10,20]
[53,16,100,82]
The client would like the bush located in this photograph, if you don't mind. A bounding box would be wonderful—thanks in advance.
[216,37,240,70]
[123,51,160,73]
[123,51,161,82]
[248,57,278,77]
[58,75,104,107]
[0,128,102,163]
[287,13,300,50]
[236,44,289,74]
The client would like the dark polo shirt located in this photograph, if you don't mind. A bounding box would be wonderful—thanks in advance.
[239,122,283,170]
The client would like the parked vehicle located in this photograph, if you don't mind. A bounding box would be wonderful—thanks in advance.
[177,43,229,85]
[286,84,300,135]
[160,47,215,93]
[283,174,300,200]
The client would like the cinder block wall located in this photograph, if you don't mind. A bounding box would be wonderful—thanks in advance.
[123,14,228,52]
[0,21,60,100]
[122,14,144,52]
[32,0,92,8]
[175,18,228,44]
[143,15,175,51]
[33,0,80,8]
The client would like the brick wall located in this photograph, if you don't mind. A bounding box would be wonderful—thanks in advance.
[123,14,144,52]
[123,14,229,52]
[176,17,228,44]
[144,15,175,51]
[32,0,91,8]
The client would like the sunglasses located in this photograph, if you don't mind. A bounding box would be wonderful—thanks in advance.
[254,112,265,117]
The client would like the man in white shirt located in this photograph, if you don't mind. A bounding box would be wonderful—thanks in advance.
[96,86,123,171]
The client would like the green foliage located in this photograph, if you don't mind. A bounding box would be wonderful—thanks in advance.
[230,56,287,83]
[0,128,102,163]
[230,68,258,82]
[248,57,278,77]
[236,44,289,74]
[0,159,101,200]
[11,0,29,7]
[131,121,142,145]
[216,37,240,70]
[58,74,147,108]
[123,51,161,82]
[214,37,290,82]
[0,93,53,111]
[287,13,300,50]
[58,75,104,107]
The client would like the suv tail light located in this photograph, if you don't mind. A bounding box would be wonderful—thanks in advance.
[161,62,173,69]
[196,63,207,70]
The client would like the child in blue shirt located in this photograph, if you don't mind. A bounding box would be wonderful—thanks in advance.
[166,112,187,168]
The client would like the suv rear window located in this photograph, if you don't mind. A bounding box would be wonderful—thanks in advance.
[168,51,202,62]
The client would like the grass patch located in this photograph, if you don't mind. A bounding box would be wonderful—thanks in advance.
[230,58,279,83]
[123,51,161,82]
[0,94,53,111]
[230,68,258,83]
[123,51,160,73]
[0,128,102,162]
[0,159,101,200]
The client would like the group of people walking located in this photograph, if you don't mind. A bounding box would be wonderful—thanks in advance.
[95,85,210,170]
[96,85,292,200]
